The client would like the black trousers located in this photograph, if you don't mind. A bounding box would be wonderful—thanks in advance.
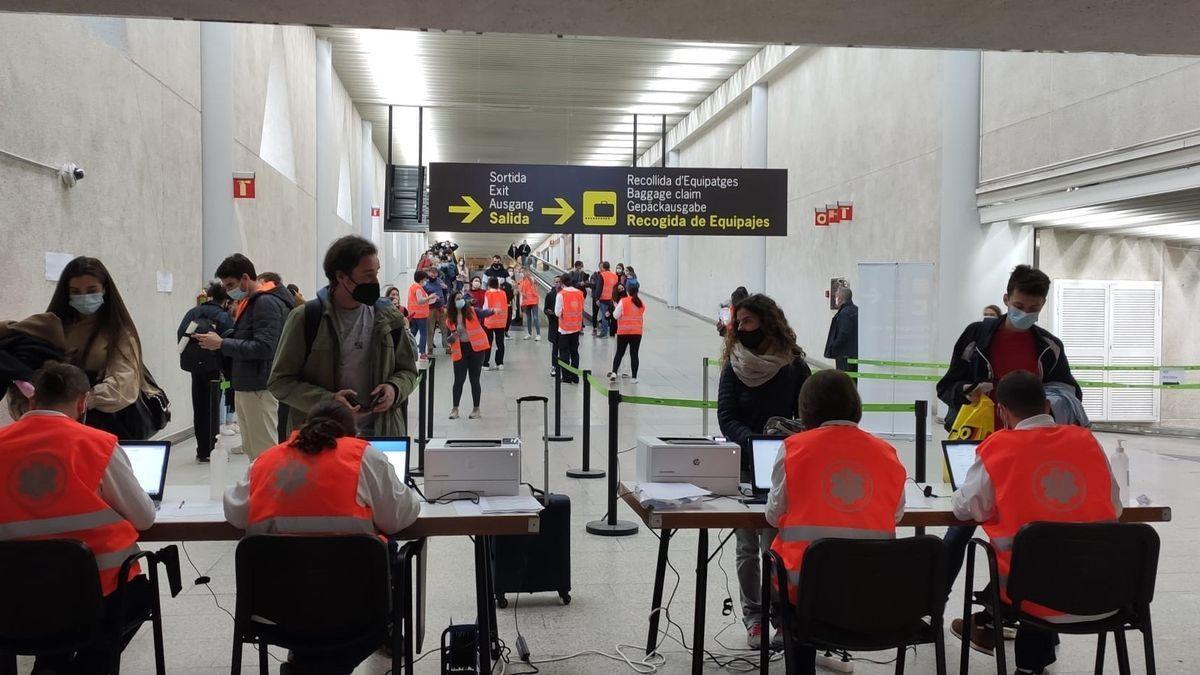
[189,371,221,459]
[549,324,560,371]
[452,346,486,407]
[484,328,505,366]
[559,332,581,383]
[32,576,152,674]
[612,335,642,377]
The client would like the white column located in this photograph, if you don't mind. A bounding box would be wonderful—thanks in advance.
[314,38,336,287]
[200,23,235,283]
[359,119,375,240]
[748,82,769,295]
[665,149,681,308]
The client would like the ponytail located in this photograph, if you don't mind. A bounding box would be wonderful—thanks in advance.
[629,288,644,309]
[290,400,356,455]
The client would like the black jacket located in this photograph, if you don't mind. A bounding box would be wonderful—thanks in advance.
[543,287,559,334]
[823,302,859,360]
[221,285,295,391]
[717,356,812,471]
[176,302,233,342]
[935,316,1081,431]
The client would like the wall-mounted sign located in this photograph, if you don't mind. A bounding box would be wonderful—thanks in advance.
[815,201,853,227]
[233,172,256,199]
[428,163,788,236]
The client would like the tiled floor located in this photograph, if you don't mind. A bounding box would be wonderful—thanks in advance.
[20,297,1198,673]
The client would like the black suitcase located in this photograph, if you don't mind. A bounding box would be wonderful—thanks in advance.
[492,395,572,607]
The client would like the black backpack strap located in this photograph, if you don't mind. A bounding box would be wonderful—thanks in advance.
[303,298,324,360]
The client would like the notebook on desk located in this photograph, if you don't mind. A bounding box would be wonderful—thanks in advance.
[118,440,171,509]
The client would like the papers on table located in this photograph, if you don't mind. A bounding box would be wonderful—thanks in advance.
[635,482,711,510]
[477,495,545,514]
[903,482,935,510]
[155,500,226,521]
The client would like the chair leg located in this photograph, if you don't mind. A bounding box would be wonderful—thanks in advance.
[257,640,268,675]
[151,609,166,675]
[894,645,906,673]
[1142,613,1157,675]
[959,546,975,675]
[1,653,14,675]
[230,630,242,674]
[988,591,1006,675]
[934,623,948,675]
[1094,632,1106,674]
[1114,629,1131,675]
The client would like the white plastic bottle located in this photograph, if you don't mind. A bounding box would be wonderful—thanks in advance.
[1111,440,1130,505]
[209,436,229,501]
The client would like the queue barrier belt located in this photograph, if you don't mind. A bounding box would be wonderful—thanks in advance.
[850,358,1200,372]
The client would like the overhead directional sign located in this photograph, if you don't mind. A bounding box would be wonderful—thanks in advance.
[428,162,787,236]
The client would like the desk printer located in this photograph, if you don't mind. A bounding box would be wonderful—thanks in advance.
[424,438,521,500]
[636,436,741,495]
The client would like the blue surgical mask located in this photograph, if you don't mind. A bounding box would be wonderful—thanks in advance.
[1007,307,1039,331]
[455,298,467,309]
[227,285,247,301]
[69,292,105,315]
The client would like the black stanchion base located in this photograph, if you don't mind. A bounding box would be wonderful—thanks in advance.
[586,519,639,537]
[409,468,424,478]
[566,468,605,479]
[548,435,574,443]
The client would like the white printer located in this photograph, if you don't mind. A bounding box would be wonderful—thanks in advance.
[636,436,741,495]
[424,438,522,500]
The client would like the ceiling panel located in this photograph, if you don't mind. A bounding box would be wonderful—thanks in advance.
[1016,188,1200,246]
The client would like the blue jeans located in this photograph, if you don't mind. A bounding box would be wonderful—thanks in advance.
[523,306,541,336]
[598,300,613,335]
[410,318,428,353]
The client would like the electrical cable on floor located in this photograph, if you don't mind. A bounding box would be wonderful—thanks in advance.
[180,541,286,665]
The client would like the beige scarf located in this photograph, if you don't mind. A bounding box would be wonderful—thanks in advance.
[730,343,791,387]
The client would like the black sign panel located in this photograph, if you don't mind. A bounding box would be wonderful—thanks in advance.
[428,163,787,236]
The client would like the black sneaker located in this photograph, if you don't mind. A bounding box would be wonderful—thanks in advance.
[197,456,211,464]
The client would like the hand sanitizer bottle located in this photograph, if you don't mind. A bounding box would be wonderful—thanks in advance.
[1112,440,1130,505]
[210,436,229,501]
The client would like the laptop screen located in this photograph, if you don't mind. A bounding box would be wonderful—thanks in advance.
[750,437,785,492]
[119,441,170,500]
[366,437,410,482]
[942,441,981,490]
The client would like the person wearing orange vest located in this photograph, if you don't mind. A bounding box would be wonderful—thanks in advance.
[596,262,619,339]
[224,399,420,674]
[407,270,435,357]
[765,370,907,667]
[554,274,586,384]
[0,362,156,673]
[609,285,645,383]
[518,270,541,342]
[949,370,1122,674]
[482,277,509,371]
[444,291,496,420]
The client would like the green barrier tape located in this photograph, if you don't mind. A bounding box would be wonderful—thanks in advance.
[1077,380,1200,390]
[621,394,719,409]
[585,373,611,396]
[219,379,231,391]
[851,358,949,369]
[848,371,942,383]
[1075,365,1200,372]
[555,360,583,377]
[861,403,918,413]
[852,358,1200,372]
[705,357,723,367]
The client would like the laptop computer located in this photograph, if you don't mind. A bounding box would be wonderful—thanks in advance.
[364,436,410,483]
[744,435,786,504]
[118,440,171,509]
[941,440,981,490]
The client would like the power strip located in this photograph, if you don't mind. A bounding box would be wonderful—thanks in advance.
[817,652,855,673]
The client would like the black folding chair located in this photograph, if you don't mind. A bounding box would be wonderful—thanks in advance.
[231,535,405,675]
[0,540,182,675]
[765,536,948,674]
[962,522,1160,675]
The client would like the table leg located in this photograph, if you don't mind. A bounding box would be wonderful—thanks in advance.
[474,535,492,674]
[645,528,674,655]
[487,537,501,660]
[691,528,709,675]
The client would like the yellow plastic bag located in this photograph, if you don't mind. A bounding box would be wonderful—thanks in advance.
[943,397,995,482]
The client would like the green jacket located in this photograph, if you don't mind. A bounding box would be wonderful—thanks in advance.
[268,289,418,436]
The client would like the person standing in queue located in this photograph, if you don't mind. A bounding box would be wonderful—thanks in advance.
[764,369,907,671]
[823,286,859,377]
[716,293,812,650]
[482,277,509,371]
[385,286,402,311]
[555,275,585,384]
[177,281,234,462]
[544,275,562,378]
[717,286,749,338]
[468,276,487,309]
[519,269,541,341]
[982,304,1002,320]
[224,399,420,675]
[423,269,448,358]
[445,291,495,420]
[0,362,156,674]
[609,285,644,383]
[406,271,435,359]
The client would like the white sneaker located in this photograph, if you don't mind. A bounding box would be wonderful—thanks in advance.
[469,408,482,419]
[631,378,638,384]
[522,335,531,341]
[220,424,235,436]
[230,423,240,434]
[535,336,541,342]
[497,364,504,371]
[620,372,630,378]
[230,445,245,455]
[607,372,617,381]
[448,407,460,420]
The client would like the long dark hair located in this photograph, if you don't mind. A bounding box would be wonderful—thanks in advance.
[47,257,143,364]
[446,290,475,326]
[627,286,644,309]
[721,293,805,363]
[290,400,356,455]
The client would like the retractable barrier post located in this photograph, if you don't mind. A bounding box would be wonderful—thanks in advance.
[425,357,436,442]
[567,368,603,478]
[701,357,710,436]
[412,370,427,477]
[549,363,573,443]
[915,400,928,483]
[586,382,638,536]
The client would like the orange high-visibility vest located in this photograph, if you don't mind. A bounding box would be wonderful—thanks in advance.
[447,312,492,362]
[0,414,142,596]
[559,287,585,333]
[616,297,645,336]
[978,425,1119,620]
[770,425,906,599]
[247,435,376,536]
[407,283,430,319]
[483,289,509,329]
[519,278,539,307]
[599,270,618,301]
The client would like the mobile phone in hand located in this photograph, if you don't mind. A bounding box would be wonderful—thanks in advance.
[343,393,362,408]
[367,389,387,409]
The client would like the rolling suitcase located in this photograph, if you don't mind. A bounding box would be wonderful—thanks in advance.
[492,395,572,607]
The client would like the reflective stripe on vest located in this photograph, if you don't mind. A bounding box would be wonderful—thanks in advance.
[246,515,377,536]
[0,507,125,539]
[484,289,508,328]
[776,525,897,542]
[616,297,644,335]
[408,283,430,319]
[247,436,376,536]
[978,425,1120,620]
[447,313,491,362]
[559,288,584,332]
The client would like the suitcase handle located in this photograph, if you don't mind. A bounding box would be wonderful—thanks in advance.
[517,395,548,404]
[515,396,552,497]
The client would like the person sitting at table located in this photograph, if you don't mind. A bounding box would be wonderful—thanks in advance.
[0,361,156,674]
[224,399,421,674]
[949,370,1122,675]
[765,369,906,672]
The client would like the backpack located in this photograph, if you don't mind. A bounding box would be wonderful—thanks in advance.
[301,298,409,361]
[179,315,224,374]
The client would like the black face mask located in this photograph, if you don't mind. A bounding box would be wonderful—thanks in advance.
[737,328,766,350]
[349,280,381,306]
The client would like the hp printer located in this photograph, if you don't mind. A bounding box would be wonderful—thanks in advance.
[424,438,521,500]
[636,436,741,495]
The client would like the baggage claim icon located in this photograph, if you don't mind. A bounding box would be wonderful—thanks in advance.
[582,191,618,226]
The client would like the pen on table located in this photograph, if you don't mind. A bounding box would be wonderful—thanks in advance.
[178,500,185,509]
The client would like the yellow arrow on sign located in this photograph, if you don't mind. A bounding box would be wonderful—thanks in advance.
[541,197,575,225]
[448,195,483,224]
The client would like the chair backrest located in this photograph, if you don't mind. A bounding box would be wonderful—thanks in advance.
[0,540,106,651]
[234,535,391,648]
[1007,522,1160,617]
[793,536,947,642]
